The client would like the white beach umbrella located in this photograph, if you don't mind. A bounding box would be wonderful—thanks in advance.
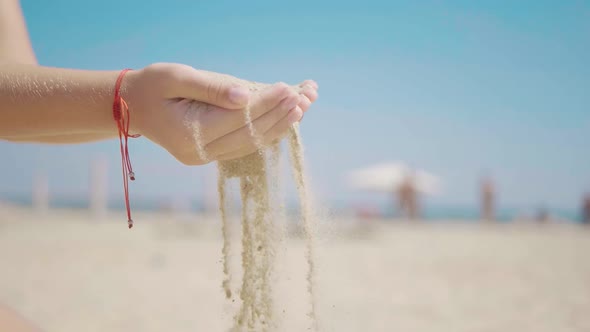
[346,162,441,195]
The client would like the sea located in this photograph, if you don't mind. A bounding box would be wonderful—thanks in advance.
[0,192,583,223]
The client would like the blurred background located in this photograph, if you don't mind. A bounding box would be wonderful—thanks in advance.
[1,1,589,331]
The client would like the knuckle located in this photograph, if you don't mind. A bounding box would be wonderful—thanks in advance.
[207,80,224,104]
[144,63,172,78]
[287,90,300,101]
[215,80,223,103]
[206,81,215,103]
[275,82,290,93]
[300,95,311,107]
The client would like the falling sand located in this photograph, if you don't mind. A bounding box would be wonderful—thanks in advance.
[287,123,318,330]
[191,83,318,331]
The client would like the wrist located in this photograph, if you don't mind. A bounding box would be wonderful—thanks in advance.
[118,68,144,136]
[110,68,143,228]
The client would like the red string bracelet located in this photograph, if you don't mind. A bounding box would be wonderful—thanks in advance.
[113,68,141,229]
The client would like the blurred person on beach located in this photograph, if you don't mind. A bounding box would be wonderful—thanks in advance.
[582,193,590,225]
[480,176,495,221]
[0,0,318,330]
[536,205,550,223]
[398,173,419,220]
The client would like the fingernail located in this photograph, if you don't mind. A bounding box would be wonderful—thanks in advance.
[228,86,250,105]
[285,95,300,110]
[288,108,303,124]
[305,80,318,89]
[289,95,301,109]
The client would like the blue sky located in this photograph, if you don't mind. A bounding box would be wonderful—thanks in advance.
[1,0,589,212]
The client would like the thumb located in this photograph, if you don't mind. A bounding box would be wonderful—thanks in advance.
[168,65,250,109]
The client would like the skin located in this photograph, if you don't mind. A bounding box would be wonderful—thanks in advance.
[0,0,36,65]
[0,2,41,330]
[0,0,318,330]
[0,63,318,164]
[0,1,318,165]
[0,305,41,332]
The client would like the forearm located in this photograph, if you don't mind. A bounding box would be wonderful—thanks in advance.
[6,133,116,144]
[0,64,122,140]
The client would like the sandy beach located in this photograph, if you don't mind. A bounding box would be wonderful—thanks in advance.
[1,206,589,332]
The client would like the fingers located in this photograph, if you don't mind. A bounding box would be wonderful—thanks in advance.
[300,79,318,90]
[215,107,303,161]
[248,83,300,120]
[298,93,312,113]
[165,64,250,109]
[299,81,319,101]
[204,94,299,157]
[297,81,318,113]
[202,82,298,141]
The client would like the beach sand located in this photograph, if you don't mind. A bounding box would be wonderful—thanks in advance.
[1,207,589,332]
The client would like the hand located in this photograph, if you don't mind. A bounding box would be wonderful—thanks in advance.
[124,63,318,165]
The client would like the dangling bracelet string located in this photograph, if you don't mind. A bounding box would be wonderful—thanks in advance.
[113,69,140,229]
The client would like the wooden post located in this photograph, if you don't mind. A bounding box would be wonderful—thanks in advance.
[89,155,108,219]
[32,172,49,213]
